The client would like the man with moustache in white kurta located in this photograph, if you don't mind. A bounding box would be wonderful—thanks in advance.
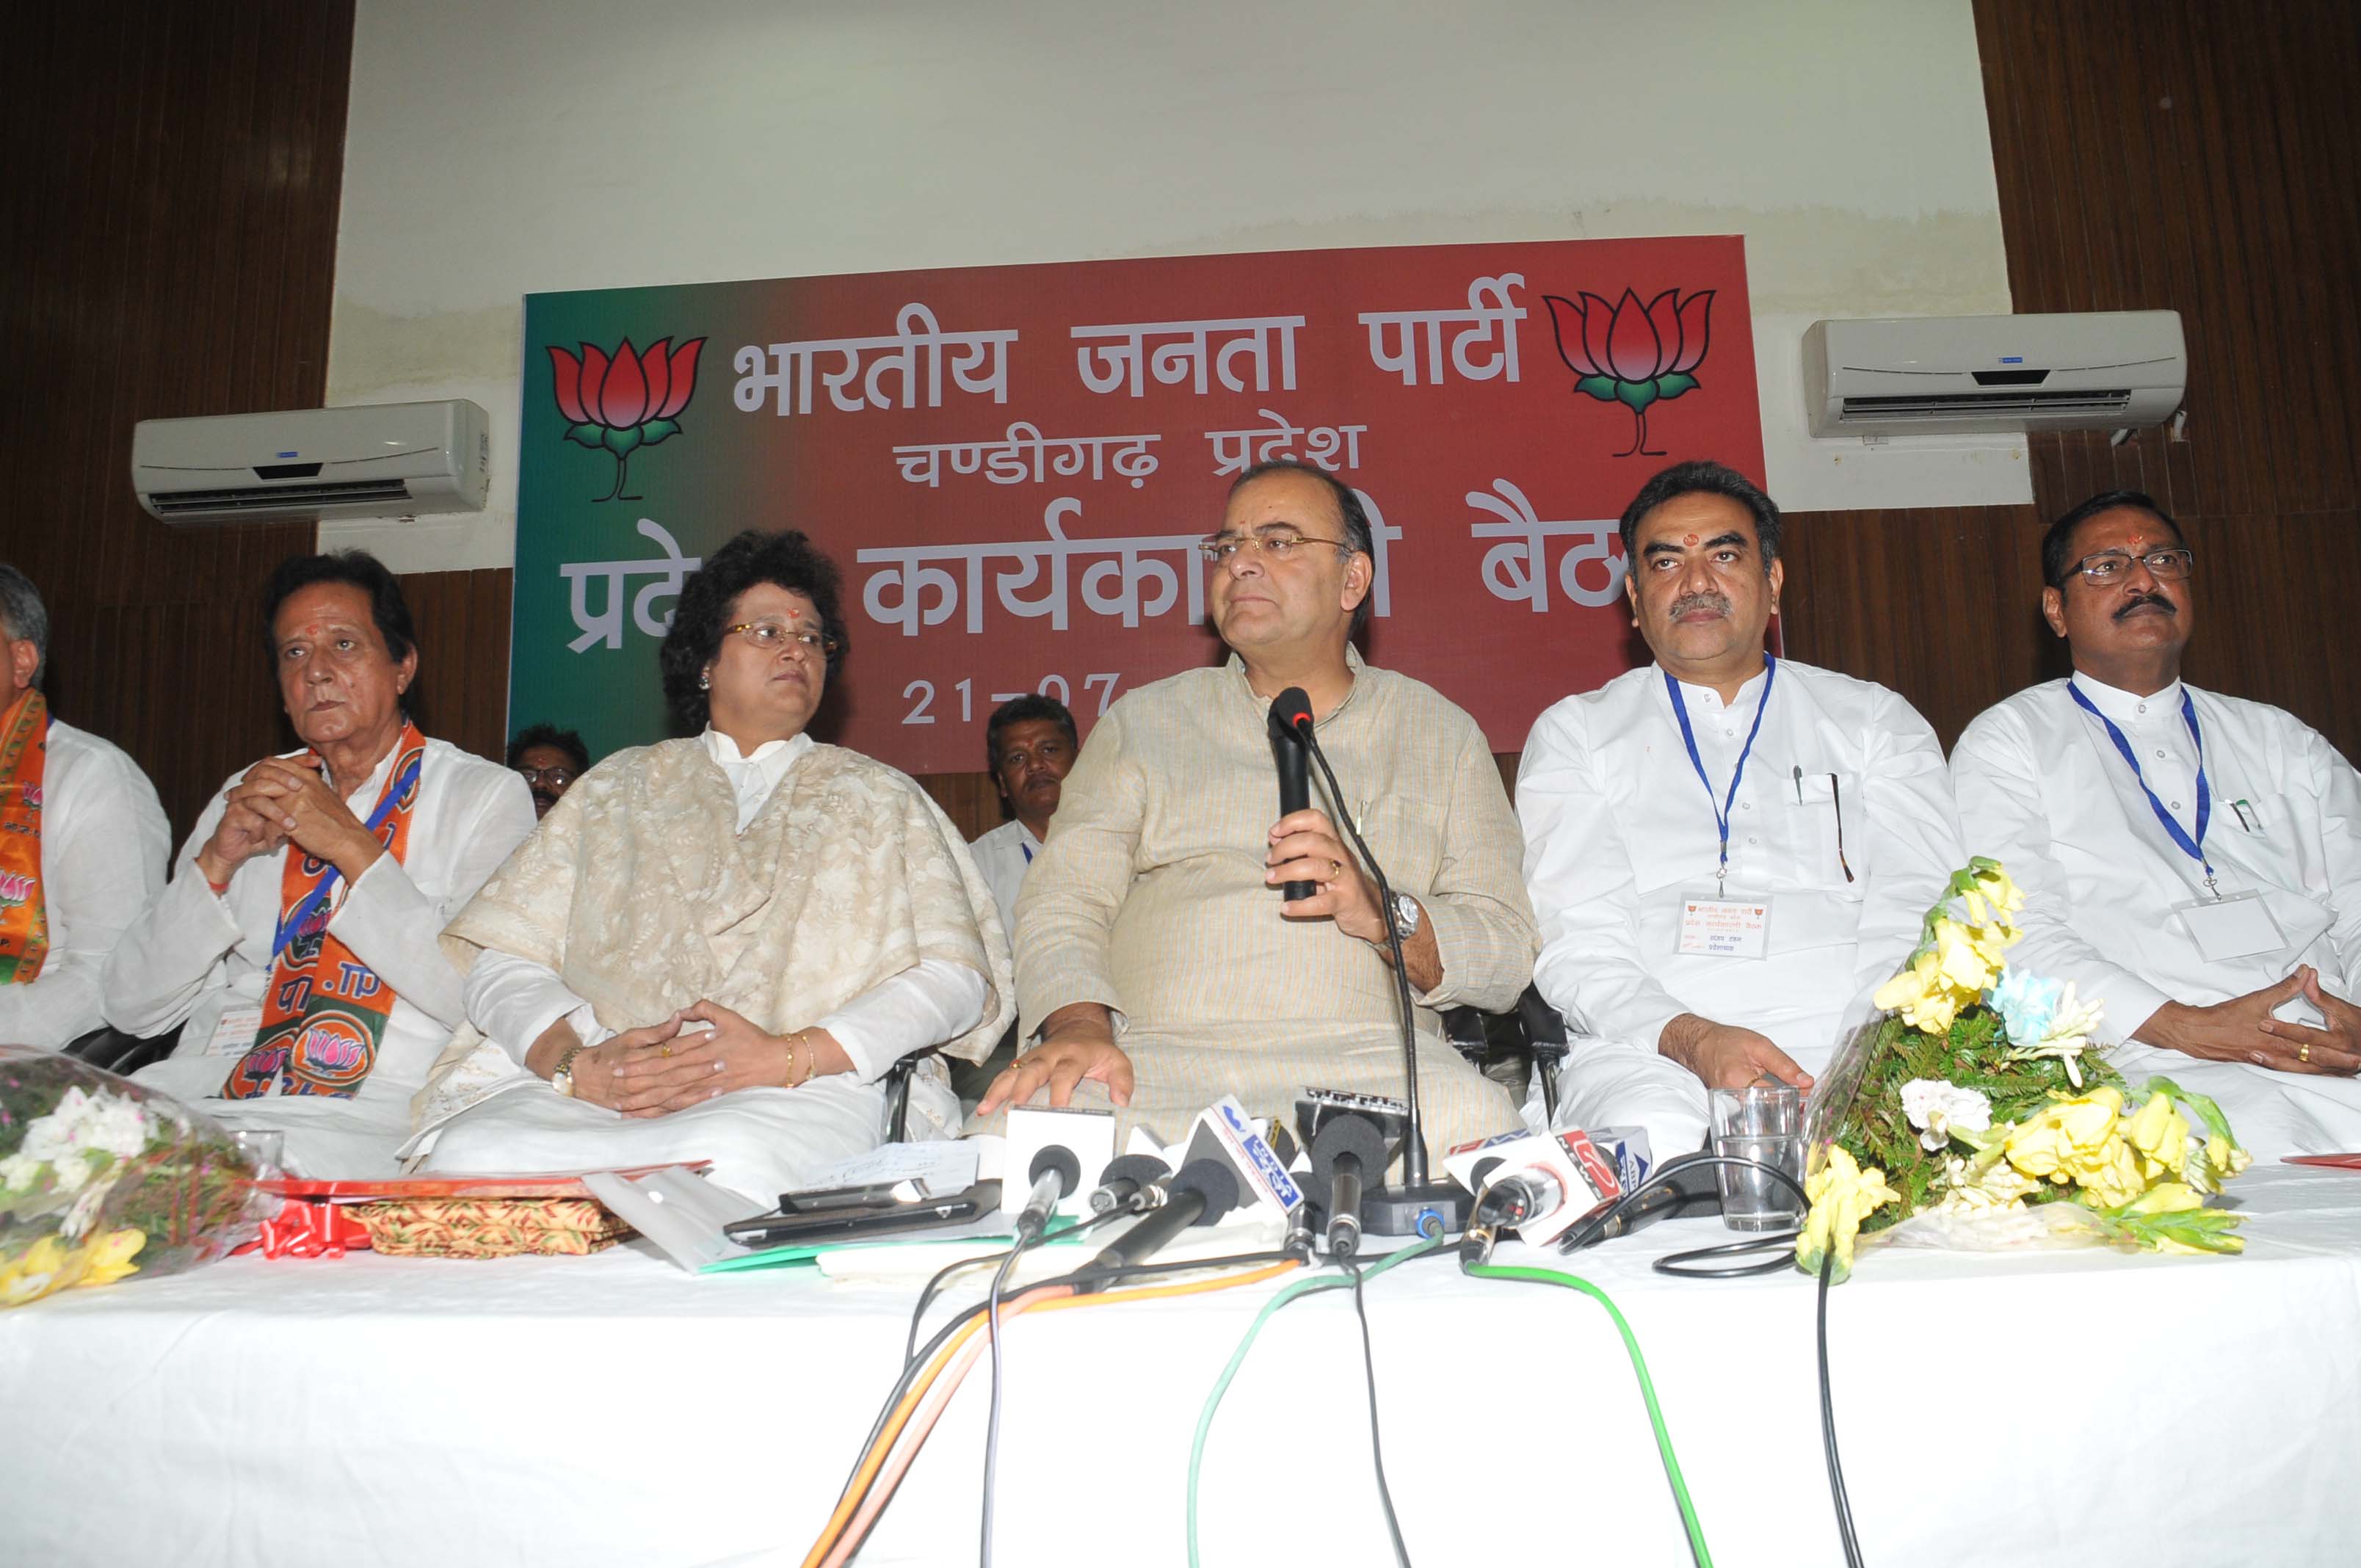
[1518,461,1965,1151]
[1952,490,2361,1156]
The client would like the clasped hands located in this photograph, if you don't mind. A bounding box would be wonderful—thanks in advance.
[197,757,386,887]
[540,1001,849,1116]
[2145,965,2361,1077]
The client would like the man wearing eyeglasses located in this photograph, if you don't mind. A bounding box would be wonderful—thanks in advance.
[1517,460,1965,1153]
[1953,490,2361,1155]
[507,723,590,819]
[975,461,1538,1166]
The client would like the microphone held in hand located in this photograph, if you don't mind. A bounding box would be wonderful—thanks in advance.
[1268,686,1316,902]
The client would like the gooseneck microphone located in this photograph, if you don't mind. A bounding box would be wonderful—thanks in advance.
[1269,690,1316,902]
[1016,1145,1081,1241]
[1310,1114,1387,1257]
[1087,1153,1173,1215]
[1270,694,1470,1235]
[1079,1158,1241,1288]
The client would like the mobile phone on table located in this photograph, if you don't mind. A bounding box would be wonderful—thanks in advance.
[722,1180,1002,1249]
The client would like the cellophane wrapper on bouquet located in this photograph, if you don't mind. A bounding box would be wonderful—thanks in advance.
[0,1045,276,1307]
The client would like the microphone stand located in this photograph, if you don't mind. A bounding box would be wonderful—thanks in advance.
[1291,719,1473,1236]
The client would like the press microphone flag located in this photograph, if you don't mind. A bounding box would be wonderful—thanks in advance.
[1269,686,1315,901]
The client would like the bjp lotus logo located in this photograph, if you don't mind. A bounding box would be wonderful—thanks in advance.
[549,336,706,501]
[0,871,27,910]
[1543,288,1714,457]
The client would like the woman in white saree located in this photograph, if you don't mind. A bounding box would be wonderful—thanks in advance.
[405,531,1012,1202]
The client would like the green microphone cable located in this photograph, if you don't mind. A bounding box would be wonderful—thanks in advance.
[1462,1260,1713,1568]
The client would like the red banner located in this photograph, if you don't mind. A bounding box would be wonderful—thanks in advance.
[519,236,1760,772]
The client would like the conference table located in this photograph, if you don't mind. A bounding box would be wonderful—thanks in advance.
[4,1161,2358,1567]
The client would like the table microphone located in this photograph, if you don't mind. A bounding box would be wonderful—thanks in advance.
[1269,693,1472,1235]
[1309,1114,1388,1257]
[1016,1145,1082,1241]
[1078,1158,1241,1288]
[1269,690,1315,902]
[1088,1153,1173,1214]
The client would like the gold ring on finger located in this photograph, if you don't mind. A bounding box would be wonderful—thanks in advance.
[2300,1044,2311,1063]
[659,1045,672,1058]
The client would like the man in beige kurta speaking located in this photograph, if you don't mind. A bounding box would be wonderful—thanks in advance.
[973,462,1537,1165]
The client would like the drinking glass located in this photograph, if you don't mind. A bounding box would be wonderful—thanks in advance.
[1710,1085,1805,1233]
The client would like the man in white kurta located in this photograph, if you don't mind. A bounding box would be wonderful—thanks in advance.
[1953,490,2361,1155]
[1520,462,1963,1150]
[968,694,1078,944]
[0,567,171,1048]
[105,736,534,1175]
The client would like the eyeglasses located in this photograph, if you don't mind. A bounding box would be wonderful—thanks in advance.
[2062,547,2195,585]
[722,619,841,656]
[1197,528,1353,565]
[517,766,576,788]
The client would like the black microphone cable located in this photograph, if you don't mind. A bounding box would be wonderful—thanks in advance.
[1292,727,1426,1183]
[1539,1150,1864,1568]
[1342,1249,1412,1568]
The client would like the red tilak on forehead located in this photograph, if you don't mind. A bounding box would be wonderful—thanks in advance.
[1683,533,1700,546]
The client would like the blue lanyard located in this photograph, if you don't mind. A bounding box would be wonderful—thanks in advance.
[1020,840,1034,865]
[2068,682,2216,893]
[1664,656,1777,893]
[269,752,423,958]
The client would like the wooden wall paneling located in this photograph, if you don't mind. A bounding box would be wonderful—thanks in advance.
[1973,0,2361,765]
[395,566,517,766]
[0,3,358,841]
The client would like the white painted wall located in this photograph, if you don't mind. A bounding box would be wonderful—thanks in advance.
[324,0,2023,572]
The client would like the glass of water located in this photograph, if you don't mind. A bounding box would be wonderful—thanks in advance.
[1710,1085,1805,1233]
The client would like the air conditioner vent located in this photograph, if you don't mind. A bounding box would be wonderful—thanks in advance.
[148,479,414,515]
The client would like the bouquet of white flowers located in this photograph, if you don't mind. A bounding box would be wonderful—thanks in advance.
[0,1046,277,1307]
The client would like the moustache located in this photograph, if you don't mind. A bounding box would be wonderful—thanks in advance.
[2114,593,2177,621]
[1668,591,1733,620]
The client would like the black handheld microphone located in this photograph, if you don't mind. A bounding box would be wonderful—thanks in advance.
[1080,1158,1241,1287]
[1269,687,1316,902]
[1087,1153,1173,1215]
[1016,1145,1081,1241]
[1272,701,1471,1236]
[1309,1114,1388,1258]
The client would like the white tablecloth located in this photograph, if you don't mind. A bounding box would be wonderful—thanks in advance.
[6,1163,2360,1567]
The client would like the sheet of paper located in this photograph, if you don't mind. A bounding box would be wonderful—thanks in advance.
[792,1139,979,1198]
[580,1167,769,1274]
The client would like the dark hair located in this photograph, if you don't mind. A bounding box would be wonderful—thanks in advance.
[261,550,421,714]
[1617,460,1782,568]
[0,564,50,687]
[659,529,849,731]
[507,722,590,774]
[2041,490,2186,587]
[1226,460,1378,633]
[985,693,1078,769]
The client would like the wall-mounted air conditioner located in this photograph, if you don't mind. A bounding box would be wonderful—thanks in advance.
[1802,312,2185,437]
[131,400,491,525]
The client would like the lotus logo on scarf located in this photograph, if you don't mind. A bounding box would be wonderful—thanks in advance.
[548,336,708,501]
[297,1024,369,1073]
[0,872,29,910]
[1542,288,1715,457]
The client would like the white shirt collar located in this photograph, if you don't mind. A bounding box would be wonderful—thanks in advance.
[700,727,813,831]
[1664,661,1769,714]
[2069,670,2186,727]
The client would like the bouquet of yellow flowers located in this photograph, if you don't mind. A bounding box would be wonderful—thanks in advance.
[0,1046,276,1307]
[1796,859,2252,1282]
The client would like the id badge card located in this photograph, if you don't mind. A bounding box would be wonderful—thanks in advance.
[2174,890,2286,963]
[208,1003,264,1056]
[1678,890,1773,959]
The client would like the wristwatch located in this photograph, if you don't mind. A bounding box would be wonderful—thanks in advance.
[551,1042,589,1098]
[1389,893,1423,938]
